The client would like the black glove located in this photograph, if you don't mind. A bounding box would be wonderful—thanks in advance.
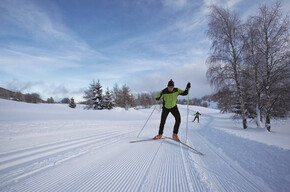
[186,82,191,89]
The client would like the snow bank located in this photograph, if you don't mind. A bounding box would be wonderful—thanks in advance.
[0,99,146,122]
[183,105,290,150]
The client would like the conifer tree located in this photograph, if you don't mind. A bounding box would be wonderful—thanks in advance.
[83,80,103,110]
[94,80,103,110]
[103,87,113,110]
[69,97,76,108]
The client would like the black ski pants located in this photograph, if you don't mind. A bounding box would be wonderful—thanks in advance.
[193,116,199,123]
[158,106,181,135]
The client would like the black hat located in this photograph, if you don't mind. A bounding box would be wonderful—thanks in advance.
[168,79,174,87]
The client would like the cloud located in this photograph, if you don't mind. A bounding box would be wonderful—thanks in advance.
[161,0,188,10]
[128,58,212,98]
[49,84,70,95]
[2,78,88,101]
[0,48,80,74]
[98,2,213,97]
[0,0,106,70]
[0,0,69,41]
[43,84,87,101]
[203,0,242,8]
[5,79,44,93]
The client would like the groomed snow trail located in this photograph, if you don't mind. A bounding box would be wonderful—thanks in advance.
[0,103,285,191]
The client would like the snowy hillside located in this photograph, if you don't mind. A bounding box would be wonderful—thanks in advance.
[0,99,289,192]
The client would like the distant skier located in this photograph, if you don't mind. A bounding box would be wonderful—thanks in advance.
[154,79,190,142]
[192,112,201,123]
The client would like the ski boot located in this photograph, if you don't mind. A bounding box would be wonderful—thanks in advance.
[172,133,180,142]
[153,134,162,139]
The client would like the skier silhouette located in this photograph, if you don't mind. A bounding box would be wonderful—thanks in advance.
[193,112,201,123]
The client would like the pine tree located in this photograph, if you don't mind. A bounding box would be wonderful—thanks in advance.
[69,97,76,108]
[83,80,104,110]
[47,97,55,104]
[94,80,103,110]
[103,87,113,110]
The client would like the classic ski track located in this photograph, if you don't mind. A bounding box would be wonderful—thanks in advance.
[195,132,265,192]
[0,130,125,172]
[137,138,165,192]
[187,136,246,192]
[179,141,204,192]
[0,126,116,157]
[0,129,129,166]
[70,139,166,192]
[180,107,270,191]
[139,139,196,192]
[0,129,135,189]
[3,133,137,192]
[182,107,270,192]
[18,139,166,192]
[49,137,200,192]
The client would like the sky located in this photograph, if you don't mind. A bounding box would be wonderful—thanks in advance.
[0,0,289,102]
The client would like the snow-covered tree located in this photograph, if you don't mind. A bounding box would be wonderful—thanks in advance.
[207,5,247,129]
[103,87,113,110]
[243,16,264,127]
[252,3,290,131]
[206,2,290,131]
[83,80,104,110]
[69,97,76,108]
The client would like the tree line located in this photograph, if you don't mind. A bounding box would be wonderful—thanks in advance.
[206,2,290,131]
[82,80,157,110]
[0,87,44,103]
[177,96,211,108]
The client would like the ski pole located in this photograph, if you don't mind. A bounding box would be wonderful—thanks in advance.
[186,88,190,144]
[137,96,163,138]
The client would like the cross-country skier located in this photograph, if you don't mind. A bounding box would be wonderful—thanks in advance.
[153,79,190,141]
[193,112,201,123]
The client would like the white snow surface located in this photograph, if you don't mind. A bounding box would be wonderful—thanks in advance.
[0,99,290,192]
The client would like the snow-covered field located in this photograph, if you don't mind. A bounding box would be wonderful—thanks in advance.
[0,99,289,192]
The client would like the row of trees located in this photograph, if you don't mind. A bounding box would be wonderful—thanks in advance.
[206,2,290,131]
[178,97,209,108]
[83,80,157,110]
[6,91,43,103]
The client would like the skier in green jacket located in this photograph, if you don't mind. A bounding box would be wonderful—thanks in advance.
[154,79,190,141]
[193,112,201,123]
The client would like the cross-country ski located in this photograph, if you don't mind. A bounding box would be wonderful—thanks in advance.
[165,137,205,156]
[129,137,166,143]
[130,136,205,156]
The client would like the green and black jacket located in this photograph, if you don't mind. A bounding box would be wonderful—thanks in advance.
[156,88,188,109]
